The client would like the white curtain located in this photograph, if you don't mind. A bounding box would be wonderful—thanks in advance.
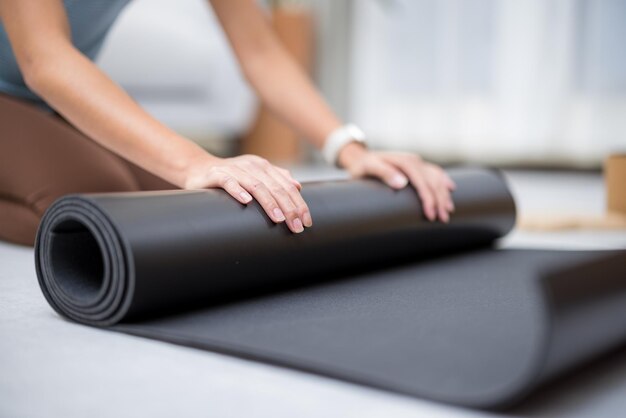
[345,0,626,166]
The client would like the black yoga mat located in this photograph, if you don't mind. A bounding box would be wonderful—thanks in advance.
[35,168,626,409]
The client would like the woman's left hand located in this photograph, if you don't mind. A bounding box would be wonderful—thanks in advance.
[338,143,456,223]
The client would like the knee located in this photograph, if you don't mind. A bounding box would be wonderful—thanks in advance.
[0,199,40,246]
[26,156,141,216]
[0,162,139,247]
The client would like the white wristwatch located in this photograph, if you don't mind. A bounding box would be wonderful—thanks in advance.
[322,123,368,167]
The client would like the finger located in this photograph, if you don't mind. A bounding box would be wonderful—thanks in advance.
[441,172,456,211]
[278,167,302,191]
[240,160,301,231]
[247,167,304,233]
[445,174,456,213]
[216,173,253,205]
[366,158,409,189]
[425,166,452,222]
[436,169,455,212]
[235,169,288,225]
[446,192,455,212]
[268,168,312,228]
[414,175,438,222]
[395,162,437,221]
[205,168,252,204]
[432,177,451,223]
[444,173,457,191]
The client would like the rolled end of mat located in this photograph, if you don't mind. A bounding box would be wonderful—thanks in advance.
[35,196,133,326]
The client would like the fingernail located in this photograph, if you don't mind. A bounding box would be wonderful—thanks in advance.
[391,175,408,188]
[302,211,313,227]
[441,212,449,223]
[273,208,285,222]
[240,192,252,203]
[447,202,455,212]
[292,218,304,233]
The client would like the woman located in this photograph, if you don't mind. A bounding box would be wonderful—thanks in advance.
[0,0,455,246]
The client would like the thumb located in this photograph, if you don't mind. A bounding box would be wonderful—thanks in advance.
[367,159,408,189]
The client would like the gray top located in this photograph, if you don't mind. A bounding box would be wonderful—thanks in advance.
[0,0,130,105]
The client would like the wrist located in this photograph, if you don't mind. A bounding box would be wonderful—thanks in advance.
[322,123,368,167]
[337,141,368,169]
[182,152,221,189]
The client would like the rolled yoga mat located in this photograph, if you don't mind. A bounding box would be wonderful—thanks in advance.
[35,168,626,409]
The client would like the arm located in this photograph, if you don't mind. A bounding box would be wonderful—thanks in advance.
[0,0,311,233]
[210,0,455,222]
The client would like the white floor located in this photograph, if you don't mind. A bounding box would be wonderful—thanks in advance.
[1,169,625,418]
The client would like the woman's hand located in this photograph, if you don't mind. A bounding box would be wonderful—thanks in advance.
[338,143,456,223]
[184,154,312,233]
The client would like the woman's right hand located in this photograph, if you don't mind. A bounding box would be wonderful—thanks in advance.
[184,154,312,233]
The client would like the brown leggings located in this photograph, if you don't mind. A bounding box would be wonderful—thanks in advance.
[0,94,176,246]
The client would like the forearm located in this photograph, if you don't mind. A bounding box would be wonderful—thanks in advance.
[24,42,212,188]
[210,0,342,149]
[243,45,342,149]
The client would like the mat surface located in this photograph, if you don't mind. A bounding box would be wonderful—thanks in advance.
[35,168,626,409]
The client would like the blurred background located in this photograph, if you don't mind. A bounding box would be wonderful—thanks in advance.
[96,0,626,168]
